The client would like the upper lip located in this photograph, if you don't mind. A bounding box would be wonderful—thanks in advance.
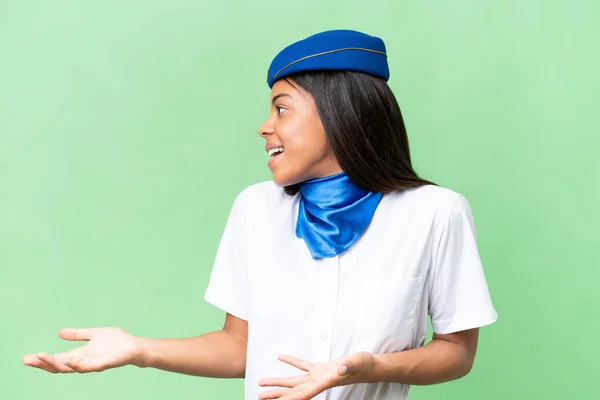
[265,143,284,153]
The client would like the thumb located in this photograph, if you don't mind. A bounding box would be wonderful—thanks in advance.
[337,357,355,376]
[59,328,95,341]
[337,352,369,376]
[337,364,350,376]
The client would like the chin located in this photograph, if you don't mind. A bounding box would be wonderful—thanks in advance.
[272,176,297,187]
[271,171,305,187]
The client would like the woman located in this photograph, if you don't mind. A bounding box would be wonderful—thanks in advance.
[23,30,498,400]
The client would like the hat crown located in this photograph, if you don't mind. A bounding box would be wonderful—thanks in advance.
[267,29,390,88]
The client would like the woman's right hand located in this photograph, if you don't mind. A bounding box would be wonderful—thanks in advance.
[22,327,143,374]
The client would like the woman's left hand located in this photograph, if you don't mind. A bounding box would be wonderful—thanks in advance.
[258,351,375,400]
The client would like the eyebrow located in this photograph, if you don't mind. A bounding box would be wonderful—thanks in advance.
[271,93,291,105]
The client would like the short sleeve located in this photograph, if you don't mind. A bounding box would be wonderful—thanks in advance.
[428,195,498,334]
[204,191,249,321]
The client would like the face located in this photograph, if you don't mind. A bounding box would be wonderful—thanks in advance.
[258,79,342,187]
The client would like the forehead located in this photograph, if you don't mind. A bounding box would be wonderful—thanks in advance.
[272,79,293,93]
[271,79,309,102]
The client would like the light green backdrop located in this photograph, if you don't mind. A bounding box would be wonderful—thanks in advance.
[1,1,598,399]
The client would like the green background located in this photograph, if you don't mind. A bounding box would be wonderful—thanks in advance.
[1,1,598,399]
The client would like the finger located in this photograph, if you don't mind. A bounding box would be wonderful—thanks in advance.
[33,355,60,373]
[65,354,111,373]
[56,347,86,360]
[36,352,75,373]
[63,358,88,373]
[278,390,315,400]
[30,360,59,374]
[259,374,307,388]
[336,351,371,376]
[65,360,102,373]
[22,354,40,365]
[22,355,58,374]
[258,388,291,399]
[59,328,94,341]
[279,394,311,400]
[277,355,314,372]
[37,353,75,373]
[338,364,349,376]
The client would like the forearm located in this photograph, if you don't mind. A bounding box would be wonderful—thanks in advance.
[135,329,247,378]
[367,338,474,385]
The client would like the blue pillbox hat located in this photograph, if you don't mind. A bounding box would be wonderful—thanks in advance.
[267,29,390,88]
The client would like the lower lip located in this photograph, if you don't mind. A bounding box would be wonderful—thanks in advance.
[268,153,284,169]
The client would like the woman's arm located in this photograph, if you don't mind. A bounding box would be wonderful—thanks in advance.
[137,313,248,378]
[23,313,248,378]
[256,328,480,399]
[366,328,479,385]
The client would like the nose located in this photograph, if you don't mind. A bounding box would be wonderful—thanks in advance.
[258,115,275,138]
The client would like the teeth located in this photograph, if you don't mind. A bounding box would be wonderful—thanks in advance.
[268,147,284,156]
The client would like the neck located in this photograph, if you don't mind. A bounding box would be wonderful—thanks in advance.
[299,172,370,206]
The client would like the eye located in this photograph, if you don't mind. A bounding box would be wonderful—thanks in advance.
[276,106,287,115]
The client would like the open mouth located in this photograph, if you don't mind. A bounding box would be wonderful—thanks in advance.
[268,147,284,158]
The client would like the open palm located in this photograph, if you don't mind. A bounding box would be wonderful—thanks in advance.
[258,352,375,400]
[22,327,140,374]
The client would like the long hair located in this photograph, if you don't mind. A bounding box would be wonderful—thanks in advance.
[283,70,435,196]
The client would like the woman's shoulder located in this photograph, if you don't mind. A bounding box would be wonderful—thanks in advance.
[232,180,296,211]
[389,183,463,204]
[385,184,471,221]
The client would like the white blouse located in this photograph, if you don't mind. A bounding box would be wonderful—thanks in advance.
[205,181,498,400]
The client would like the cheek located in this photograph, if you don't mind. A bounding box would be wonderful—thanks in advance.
[282,120,328,157]
[285,139,328,169]
[306,118,330,153]
[272,117,332,184]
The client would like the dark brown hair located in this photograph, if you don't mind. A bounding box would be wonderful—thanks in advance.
[283,70,434,196]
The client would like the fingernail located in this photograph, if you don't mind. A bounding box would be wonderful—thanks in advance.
[340,365,348,375]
